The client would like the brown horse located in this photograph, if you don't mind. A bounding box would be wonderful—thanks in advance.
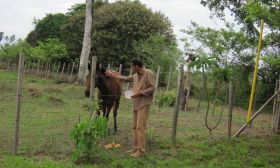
[85,66,122,132]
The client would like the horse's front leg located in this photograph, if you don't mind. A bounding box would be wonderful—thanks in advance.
[96,100,102,116]
[102,104,107,118]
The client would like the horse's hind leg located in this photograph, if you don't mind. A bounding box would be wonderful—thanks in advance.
[113,101,120,132]
[105,104,113,119]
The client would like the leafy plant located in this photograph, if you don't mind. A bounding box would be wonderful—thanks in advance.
[31,38,67,62]
[70,116,108,163]
[157,89,176,107]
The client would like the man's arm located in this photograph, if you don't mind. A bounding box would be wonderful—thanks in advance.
[105,70,133,82]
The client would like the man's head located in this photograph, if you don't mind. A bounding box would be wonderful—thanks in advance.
[131,58,144,73]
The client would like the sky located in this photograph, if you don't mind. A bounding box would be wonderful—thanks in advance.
[0,0,236,50]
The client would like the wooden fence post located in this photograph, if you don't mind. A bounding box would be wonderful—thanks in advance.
[44,63,49,79]
[171,65,184,141]
[228,81,234,138]
[56,62,61,79]
[13,52,24,155]
[275,77,280,134]
[69,62,75,82]
[39,61,43,76]
[60,62,66,80]
[31,61,35,74]
[153,66,160,101]
[118,64,122,74]
[272,78,279,130]
[233,88,280,137]
[46,64,51,79]
[67,63,71,75]
[90,56,97,117]
[126,68,132,90]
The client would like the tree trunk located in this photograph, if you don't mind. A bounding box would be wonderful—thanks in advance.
[76,0,93,84]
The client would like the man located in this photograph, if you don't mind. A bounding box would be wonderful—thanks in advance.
[105,58,155,157]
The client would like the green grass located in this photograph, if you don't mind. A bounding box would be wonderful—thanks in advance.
[0,71,279,168]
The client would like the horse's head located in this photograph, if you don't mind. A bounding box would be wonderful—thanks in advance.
[84,63,107,97]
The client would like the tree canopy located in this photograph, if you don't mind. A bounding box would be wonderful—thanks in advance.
[25,0,176,69]
[26,13,68,46]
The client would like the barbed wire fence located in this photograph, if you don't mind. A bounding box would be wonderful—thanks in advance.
[0,56,279,157]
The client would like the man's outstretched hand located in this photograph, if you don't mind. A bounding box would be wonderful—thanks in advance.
[105,70,115,77]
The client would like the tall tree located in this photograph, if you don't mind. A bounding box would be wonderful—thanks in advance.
[26,13,68,46]
[61,1,174,67]
[76,0,94,84]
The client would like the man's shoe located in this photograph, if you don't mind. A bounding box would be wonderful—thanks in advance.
[126,149,137,154]
[130,150,144,158]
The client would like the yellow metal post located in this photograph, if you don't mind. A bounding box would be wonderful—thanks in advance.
[247,20,264,122]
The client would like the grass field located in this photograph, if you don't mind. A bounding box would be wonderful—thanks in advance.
[0,71,279,168]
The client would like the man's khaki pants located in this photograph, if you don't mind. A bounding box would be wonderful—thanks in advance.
[133,105,149,153]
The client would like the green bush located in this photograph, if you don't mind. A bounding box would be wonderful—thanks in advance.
[157,89,176,107]
[70,116,108,163]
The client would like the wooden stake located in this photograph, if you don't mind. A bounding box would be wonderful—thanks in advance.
[90,56,97,117]
[60,62,66,80]
[44,63,49,79]
[153,66,160,101]
[233,88,280,137]
[228,81,234,138]
[56,62,61,79]
[70,62,75,82]
[272,79,279,130]
[46,64,51,79]
[13,52,24,155]
[118,64,122,74]
[67,63,71,75]
[171,65,184,141]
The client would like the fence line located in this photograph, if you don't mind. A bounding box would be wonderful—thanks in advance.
[0,57,278,157]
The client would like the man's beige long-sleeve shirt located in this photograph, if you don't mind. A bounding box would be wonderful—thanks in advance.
[126,68,155,110]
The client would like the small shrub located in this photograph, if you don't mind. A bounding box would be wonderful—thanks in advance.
[157,89,176,107]
[71,116,108,164]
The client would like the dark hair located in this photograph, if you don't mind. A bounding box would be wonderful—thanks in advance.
[131,58,143,68]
